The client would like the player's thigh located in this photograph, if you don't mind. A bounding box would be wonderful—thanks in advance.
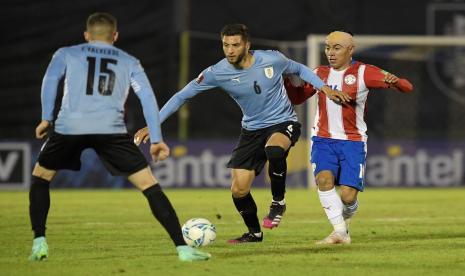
[266,121,301,150]
[32,163,56,181]
[231,169,255,197]
[266,132,291,150]
[339,140,366,192]
[37,131,87,173]
[92,134,148,176]
[311,137,339,177]
[127,166,157,191]
[227,128,268,175]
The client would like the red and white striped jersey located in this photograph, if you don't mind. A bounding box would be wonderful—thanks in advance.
[285,61,413,142]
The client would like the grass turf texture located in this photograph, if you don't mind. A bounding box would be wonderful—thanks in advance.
[1,188,464,275]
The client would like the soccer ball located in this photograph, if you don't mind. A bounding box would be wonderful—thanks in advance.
[182,218,216,247]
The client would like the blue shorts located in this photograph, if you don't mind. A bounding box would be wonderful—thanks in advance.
[311,136,367,191]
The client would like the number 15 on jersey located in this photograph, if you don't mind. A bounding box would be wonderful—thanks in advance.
[86,57,118,96]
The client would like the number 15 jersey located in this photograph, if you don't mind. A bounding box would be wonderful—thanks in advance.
[41,41,160,139]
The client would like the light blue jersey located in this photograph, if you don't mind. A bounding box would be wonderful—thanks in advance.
[160,50,325,130]
[41,41,162,143]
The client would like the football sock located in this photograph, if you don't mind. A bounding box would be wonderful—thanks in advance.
[232,193,261,233]
[29,176,50,238]
[142,184,186,246]
[318,187,347,234]
[265,146,287,201]
[343,199,359,220]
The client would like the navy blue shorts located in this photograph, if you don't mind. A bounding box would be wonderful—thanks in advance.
[311,136,366,191]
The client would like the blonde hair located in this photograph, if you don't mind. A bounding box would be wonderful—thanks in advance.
[326,31,355,48]
[86,12,117,41]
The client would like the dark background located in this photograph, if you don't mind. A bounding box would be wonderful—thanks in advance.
[1,0,463,141]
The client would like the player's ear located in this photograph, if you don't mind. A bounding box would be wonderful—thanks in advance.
[84,31,90,42]
[113,32,119,43]
[245,40,251,51]
[349,45,355,56]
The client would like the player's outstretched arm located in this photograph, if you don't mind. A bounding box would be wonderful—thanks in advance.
[159,68,217,123]
[285,59,351,103]
[383,73,413,93]
[133,92,207,146]
[134,67,218,146]
[364,65,413,93]
[284,77,317,105]
[134,84,203,146]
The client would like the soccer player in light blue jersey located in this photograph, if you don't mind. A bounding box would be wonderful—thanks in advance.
[29,12,210,262]
[135,24,349,243]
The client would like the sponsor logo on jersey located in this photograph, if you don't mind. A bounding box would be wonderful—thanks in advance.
[264,66,274,78]
[344,74,357,85]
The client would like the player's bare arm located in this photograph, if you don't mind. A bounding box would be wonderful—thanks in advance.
[364,65,413,93]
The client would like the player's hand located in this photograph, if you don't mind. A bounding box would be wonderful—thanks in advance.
[321,85,352,104]
[384,73,399,87]
[134,127,150,146]
[150,142,170,163]
[35,120,50,139]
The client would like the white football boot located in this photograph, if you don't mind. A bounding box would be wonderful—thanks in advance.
[316,231,351,245]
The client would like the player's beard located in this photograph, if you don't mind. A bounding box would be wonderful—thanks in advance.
[229,49,247,66]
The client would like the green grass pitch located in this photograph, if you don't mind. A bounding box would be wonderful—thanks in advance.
[1,188,464,275]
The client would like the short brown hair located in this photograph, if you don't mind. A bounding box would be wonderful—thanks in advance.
[86,12,117,39]
[220,24,250,42]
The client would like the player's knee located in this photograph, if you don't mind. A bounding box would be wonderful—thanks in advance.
[265,146,286,162]
[231,178,250,197]
[231,169,254,197]
[128,167,157,191]
[316,175,334,191]
[230,184,250,198]
[341,190,358,204]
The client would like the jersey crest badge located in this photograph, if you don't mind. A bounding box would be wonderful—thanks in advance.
[344,74,356,85]
[264,66,274,79]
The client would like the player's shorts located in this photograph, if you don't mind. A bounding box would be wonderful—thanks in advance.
[227,121,301,175]
[37,131,148,176]
[311,136,366,191]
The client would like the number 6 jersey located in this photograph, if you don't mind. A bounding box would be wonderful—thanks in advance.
[159,50,326,130]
